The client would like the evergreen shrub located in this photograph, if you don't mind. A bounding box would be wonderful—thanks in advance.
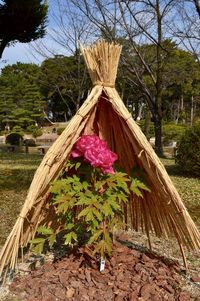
[24,139,36,147]
[162,123,186,145]
[11,125,24,136]
[176,124,200,177]
[57,127,65,135]
[138,120,155,138]
[26,125,42,137]
[6,133,23,146]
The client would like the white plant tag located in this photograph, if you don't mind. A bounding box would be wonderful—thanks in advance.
[100,257,106,272]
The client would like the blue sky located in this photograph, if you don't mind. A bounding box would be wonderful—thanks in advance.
[1,1,198,70]
[0,41,42,68]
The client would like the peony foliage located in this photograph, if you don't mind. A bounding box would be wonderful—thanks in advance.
[30,135,150,258]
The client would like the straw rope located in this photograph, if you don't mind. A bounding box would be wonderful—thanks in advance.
[0,40,199,276]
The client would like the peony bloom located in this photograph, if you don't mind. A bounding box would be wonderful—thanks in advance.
[102,166,115,175]
[71,135,118,174]
[76,135,107,153]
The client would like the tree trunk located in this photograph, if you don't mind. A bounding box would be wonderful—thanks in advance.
[154,113,163,156]
[0,40,8,59]
[64,112,67,122]
[175,98,180,124]
[144,109,151,141]
[134,99,139,120]
[190,95,194,126]
[180,94,186,124]
[137,102,144,120]
[154,0,163,157]
[180,94,184,111]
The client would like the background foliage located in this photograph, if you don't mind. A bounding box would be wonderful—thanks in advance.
[176,124,200,177]
[0,42,200,134]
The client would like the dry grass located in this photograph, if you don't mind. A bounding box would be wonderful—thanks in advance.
[163,158,200,228]
[0,153,42,246]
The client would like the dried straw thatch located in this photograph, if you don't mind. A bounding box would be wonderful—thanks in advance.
[0,40,199,275]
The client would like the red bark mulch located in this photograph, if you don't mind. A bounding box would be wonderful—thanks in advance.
[10,243,192,301]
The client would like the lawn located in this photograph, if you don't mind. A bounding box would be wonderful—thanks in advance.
[0,153,42,245]
[162,158,200,228]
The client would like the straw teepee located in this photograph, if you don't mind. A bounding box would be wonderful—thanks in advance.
[0,40,199,276]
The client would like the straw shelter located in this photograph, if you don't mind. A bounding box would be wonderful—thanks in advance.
[0,40,199,275]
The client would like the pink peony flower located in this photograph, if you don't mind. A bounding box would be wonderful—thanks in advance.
[85,148,116,165]
[71,149,82,158]
[102,166,115,175]
[76,135,107,153]
[71,135,118,174]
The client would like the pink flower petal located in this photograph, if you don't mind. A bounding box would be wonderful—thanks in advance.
[71,149,83,158]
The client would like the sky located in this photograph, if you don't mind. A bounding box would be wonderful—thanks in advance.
[1,1,199,70]
[0,0,66,70]
[0,42,42,68]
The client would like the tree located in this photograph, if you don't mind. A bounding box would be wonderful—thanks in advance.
[30,0,93,121]
[40,54,90,121]
[0,63,45,130]
[65,0,200,155]
[192,0,200,17]
[67,0,179,156]
[161,46,200,124]
[0,0,48,58]
[170,1,200,64]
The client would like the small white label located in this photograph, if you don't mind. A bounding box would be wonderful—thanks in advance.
[100,257,106,272]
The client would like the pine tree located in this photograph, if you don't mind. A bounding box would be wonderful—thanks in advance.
[0,63,45,130]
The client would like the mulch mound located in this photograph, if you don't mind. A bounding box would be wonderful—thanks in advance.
[10,243,191,301]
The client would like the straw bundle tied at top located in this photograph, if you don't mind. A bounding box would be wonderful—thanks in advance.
[80,40,122,87]
[0,40,199,276]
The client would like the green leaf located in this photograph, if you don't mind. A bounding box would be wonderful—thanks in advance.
[108,197,121,210]
[30,237,46,254]
[66,223,74,230]
[48,234,56,247]
[102,202,113,217]
[76,194,93,206]
[78,207,91,219]
[71,232,78,241]
[55,198,70,213]
[82,181,89,190]
[91,219,99,229]
[32,242,45,254]
[93,240,108,257]
[75,162,81,170]
[64,231,77,245]
[65,160,76,171]
[92,207,102,221]
[51,179,70,194]
[37,226,54,235]
[116,193,129,204]
[29,237,46,244]
[88,229,103,244]
[104,231,112,255]
[135,179,151,191]
[86,210,94,222]
[130,178,151,197]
